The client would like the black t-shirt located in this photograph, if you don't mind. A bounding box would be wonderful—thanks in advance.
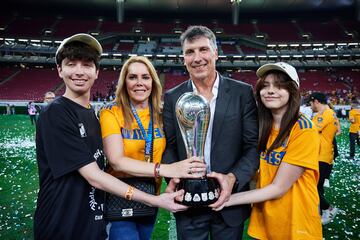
[34,96,106,240]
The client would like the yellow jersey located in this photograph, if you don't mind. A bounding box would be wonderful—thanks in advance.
[349,109,360,133]
[99,104,166,192]
[248,115,322,240]
[312,108,337,164]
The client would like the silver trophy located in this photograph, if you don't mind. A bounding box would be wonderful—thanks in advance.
[175,92,219,207]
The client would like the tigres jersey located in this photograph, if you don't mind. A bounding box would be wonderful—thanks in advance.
[349,109,360,133]
[312,108,337,164]
[248,115,322,240]
[99,104,165,192]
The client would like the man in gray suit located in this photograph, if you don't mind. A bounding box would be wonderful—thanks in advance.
[162,25,259,239]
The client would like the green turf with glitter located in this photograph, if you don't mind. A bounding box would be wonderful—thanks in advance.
[0,115,359,239]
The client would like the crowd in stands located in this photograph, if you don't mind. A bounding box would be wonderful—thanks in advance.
[92,80,116,102]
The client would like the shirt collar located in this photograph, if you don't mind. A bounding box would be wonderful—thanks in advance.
[191,72,219,98]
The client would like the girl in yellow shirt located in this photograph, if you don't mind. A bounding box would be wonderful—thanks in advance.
[209,62,322,240]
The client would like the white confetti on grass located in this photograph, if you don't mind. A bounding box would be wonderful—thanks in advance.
[168,213,177,240]
[1,139,35,149]
[0,115,38,239]
[0,116,359,239]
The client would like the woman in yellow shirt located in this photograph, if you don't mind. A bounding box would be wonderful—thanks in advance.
[99,56,205,240]
[209,62,322,239]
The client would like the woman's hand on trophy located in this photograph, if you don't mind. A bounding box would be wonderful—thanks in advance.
[165,178,184,202]
[162,157,207,178]
[155,189,188,213]
[207,172,236,210]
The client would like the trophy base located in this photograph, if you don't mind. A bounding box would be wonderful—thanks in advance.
[176,177,220,207]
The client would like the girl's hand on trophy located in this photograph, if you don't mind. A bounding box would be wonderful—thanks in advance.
[165,157,206,178]
[156,190,188,213]
[210,201,226,211]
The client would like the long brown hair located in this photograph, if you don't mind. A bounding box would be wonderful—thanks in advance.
[114,56,163,129]
[256,70,300,154]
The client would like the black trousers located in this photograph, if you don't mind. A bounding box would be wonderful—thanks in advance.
[317,161,332,211]
[349,132,360,158]
[30,115,37,125]
[175,209,244,240]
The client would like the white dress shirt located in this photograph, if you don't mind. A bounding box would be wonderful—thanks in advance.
[191,73,219,173]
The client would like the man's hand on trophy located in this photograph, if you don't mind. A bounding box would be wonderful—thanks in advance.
[165,178,184,202]
[207,172,237,210]
[162,157,206,178]
[156,189,189,213]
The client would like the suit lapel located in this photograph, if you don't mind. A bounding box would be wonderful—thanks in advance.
[211,75,231,149]
[176,80,193,159]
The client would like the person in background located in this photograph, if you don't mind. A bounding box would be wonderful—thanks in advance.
[10,105,15,115]
[348,103,360,160]
[27,101,37,125]
[210,62,322,240]
[39,91,56,113]
[322,103,341,188]
[300,102,312,119]
[162,25,259,240]
[6,104,11,115]
[34,33,188,240]
[99,56,206,240]
[341,108,347,119]
[309,92,339,225]
[44,91,56,104]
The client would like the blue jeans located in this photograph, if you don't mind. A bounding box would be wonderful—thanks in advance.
[108,214,157,240]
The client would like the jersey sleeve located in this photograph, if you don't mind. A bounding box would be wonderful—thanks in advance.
[349,110,355,121]
[38,105,96,179]
[283,127,320,171]
[99,107,122,139]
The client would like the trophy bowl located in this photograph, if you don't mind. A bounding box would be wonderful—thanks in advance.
[176,178,219,207]
[175,92,220,207]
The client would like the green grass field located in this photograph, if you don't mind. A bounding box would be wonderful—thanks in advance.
[0,115,359,239]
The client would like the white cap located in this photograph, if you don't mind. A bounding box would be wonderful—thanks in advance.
[256,62,300,87]
[55,33,103,64]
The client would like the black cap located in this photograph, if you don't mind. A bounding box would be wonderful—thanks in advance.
[308,92,327,104]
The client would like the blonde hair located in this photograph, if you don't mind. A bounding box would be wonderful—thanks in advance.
[115,56,163,129]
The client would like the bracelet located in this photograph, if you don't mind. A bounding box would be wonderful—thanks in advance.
[125,186,134,200]
[154,163,161,178]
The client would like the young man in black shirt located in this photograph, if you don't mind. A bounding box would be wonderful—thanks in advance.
[34,33,187,239]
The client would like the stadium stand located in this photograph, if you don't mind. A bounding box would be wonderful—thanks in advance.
[222,23,255,36]
[0,68,61,101]
[0,12,359,101]
[5,16,51,38]
[100,20,134,34]
[257,20,301,42]
[53,18,98,38]
[298,20,351,42]
[220,42,240,54]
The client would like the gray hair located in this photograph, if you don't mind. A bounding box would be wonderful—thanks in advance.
[180,25,217,51]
